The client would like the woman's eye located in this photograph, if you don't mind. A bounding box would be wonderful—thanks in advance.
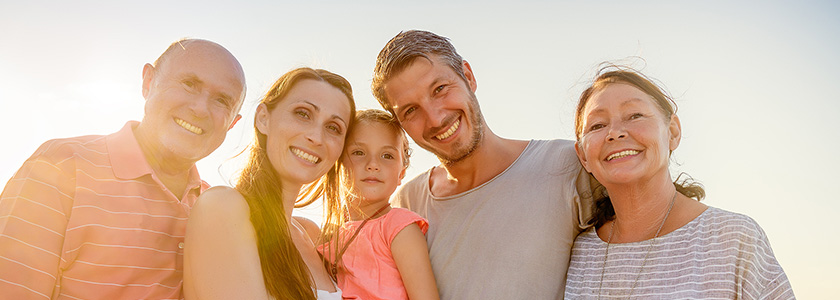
[326,124,342,134]
[295,110,310,119]
[434,85,445,94]
[588,123,605,131]
[403,106,416,119]
[629,113,643,120]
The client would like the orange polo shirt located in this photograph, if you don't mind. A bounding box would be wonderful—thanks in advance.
[0,121,208,299]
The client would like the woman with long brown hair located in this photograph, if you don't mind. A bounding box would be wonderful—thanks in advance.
[183,67,355,299]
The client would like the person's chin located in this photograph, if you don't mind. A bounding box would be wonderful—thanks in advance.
[426,140,456,156]
[166,141,212,161]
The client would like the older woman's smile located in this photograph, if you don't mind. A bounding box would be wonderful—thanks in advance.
[606,149,640,161]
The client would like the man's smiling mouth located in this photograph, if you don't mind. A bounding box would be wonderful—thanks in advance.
[175,118,203,135]
[435,118,460,140]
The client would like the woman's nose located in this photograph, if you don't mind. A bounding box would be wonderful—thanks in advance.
[305,126,324,145]
[606,125,626,141]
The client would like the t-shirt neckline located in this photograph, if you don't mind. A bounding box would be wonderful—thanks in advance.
[426,140,535,201]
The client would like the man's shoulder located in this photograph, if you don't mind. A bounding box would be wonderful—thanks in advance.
[391,168,432,207]
[528,138,576,152]
[29,134,109,162]
[516,139,579,171]
[401,168,431,192]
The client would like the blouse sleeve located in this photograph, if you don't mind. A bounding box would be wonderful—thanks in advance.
[737,216,795,299]
[382,208,428,247]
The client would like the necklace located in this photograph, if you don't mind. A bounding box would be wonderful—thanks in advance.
[597,191,677,299]
[328,203,391,281]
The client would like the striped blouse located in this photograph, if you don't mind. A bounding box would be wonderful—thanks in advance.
[0,122,207,299]
[565,206,795,299]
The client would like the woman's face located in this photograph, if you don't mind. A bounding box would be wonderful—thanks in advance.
[256,79,352,188]
[574,83,681,187]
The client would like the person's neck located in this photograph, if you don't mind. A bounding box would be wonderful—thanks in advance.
[282,181,303,227]
[133,125,195,198]
[347,198,391,222]
[431,129,527,196]
[605,172,677,243]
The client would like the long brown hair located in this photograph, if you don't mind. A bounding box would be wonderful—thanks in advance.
[235,67,355,299]
[575,66,705,228]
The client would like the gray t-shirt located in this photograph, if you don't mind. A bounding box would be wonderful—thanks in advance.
[565,206,795,299]
[392,139,592,300]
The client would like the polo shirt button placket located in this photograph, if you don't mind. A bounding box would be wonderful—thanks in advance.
[175,241,185,272]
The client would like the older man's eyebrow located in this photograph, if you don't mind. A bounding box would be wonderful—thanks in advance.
[182,73,203,83]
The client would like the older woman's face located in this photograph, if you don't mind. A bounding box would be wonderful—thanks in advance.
[256,79,352,187]
[574,83,681,187]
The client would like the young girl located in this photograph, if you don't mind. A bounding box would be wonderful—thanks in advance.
[317,109,440,300]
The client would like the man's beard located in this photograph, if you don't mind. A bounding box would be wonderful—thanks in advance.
[432,92,485,166]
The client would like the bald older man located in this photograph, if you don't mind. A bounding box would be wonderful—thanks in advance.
[0,39,246,299]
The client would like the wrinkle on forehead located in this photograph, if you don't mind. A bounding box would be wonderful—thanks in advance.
[158,39,246,88]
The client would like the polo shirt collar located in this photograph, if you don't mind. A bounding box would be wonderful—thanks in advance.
[105,121,203,193]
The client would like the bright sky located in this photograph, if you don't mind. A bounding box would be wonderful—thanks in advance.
[1,1,837,297]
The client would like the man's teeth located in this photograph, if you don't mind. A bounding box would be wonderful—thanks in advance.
[607,150,640,161]
[175,118,203,134]
[435,118,460,140]
[292,148,320,164]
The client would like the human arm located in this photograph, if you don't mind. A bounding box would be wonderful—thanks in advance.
[0,141,75,299]
[391,223,440,300]
[183,186,270,300]
[574,161,597,231]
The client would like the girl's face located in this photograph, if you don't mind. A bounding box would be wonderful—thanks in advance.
[574,83,681,187]
[256,79,352,188]
[341,121,406,205]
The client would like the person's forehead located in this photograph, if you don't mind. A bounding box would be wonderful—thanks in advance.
[164,43,246,95]
[166,42,243,78]
[384,57,444,104]
[352,121,401,144]
[586,84,655,114]
[288,80,352,120]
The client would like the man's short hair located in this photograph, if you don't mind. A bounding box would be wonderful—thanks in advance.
[371,30,465,116]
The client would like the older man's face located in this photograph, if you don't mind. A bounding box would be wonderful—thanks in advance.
[140,41,245,163]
